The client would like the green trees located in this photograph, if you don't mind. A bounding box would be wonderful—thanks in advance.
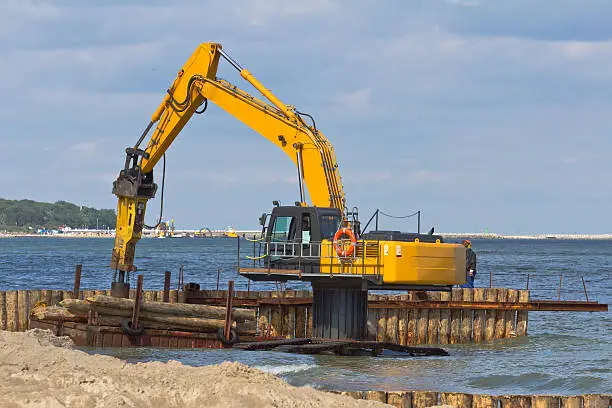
[0,199,115,231]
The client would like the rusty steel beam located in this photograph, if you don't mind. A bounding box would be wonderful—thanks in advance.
[131,275,144,330]
[186,295,607,312]
[72,264,82,299]
[224,281,235,343]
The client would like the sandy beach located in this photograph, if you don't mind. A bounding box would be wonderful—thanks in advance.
[0,329,390,408]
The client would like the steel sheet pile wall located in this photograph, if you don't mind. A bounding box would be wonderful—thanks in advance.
[337,390,611,408]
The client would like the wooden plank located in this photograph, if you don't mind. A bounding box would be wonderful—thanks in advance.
[461,289,474,343]
[6,291,19,331]
[427,292,440,344]
[170,290,179,304]
[284,292,296,338]
[387,295,400,344]
[366,294,378,341]
[0,292,6,330]
[516,290,530,336]
[143,290,156,303]
[473,394,498,408]
[506,289,519,337]
[484,288,498,341]
[17,290,30,331]
[583,394,610,408]
[62,290,73,303]
[440,392,473,408]
[531,396,560,408]
[398,294,410,346]
[495,288,509,339]
[83,290,96,301]
[387,391,412,408]
[438,291,450,345]
[473,288,486,343]
[306,306,313,338]
[450,288,463,344]
[270,292,282,338]
[412,391,438,408]
[156,290,165,302]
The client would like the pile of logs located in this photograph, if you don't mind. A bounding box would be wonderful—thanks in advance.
[30,295,257,336]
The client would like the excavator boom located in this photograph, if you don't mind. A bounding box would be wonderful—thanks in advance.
[111,43,345,273]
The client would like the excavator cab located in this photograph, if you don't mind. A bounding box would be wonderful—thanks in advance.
[260,205,342,273]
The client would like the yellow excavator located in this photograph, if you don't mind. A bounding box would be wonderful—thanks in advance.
[110,43,465,339]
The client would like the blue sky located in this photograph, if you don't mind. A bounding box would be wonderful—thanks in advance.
[1,0,611,234]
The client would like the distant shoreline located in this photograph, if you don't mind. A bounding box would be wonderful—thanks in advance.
[1,232,612,240]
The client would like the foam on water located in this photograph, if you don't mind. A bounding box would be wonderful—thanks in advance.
[254,364,317,376]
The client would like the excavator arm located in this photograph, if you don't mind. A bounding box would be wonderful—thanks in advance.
[111,43,345,273]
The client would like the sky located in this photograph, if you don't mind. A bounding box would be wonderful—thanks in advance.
[1,0,612,234]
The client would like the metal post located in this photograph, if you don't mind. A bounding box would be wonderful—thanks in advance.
[163,271,171,303]
[237,236,241,273]
[375,209,379,231]
[216,268,221,291]
[581,276,589,302]
[295,145,305,204]
[417,210,421,234]
[73,264,82,299]
[224,280,235,345]
[131,275,144,331]
[489,269,493,288]
[558,274,563,301]
[526,273,530,290]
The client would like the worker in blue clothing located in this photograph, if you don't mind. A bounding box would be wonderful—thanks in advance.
[461,239,477,288]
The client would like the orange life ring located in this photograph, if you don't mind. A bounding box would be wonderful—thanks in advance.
[333,227,357,258]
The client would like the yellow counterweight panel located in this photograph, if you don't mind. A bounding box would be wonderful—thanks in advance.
[320,240,465,285]
[110,197,148,271]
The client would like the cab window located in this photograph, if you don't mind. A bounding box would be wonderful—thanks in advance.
[320,214,341,240]
[270,216,296,242]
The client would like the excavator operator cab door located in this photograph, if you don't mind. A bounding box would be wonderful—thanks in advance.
[265,206,342,270]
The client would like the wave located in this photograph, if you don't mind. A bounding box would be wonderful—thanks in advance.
[255,363,316,376]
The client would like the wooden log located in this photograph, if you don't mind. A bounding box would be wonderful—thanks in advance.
[484,288,498,341]
[365,391,386,403]
[398,294,410,346]
[438,291,450,345]
[531,396,560,408]
[41,290,53,306]
[450,288,463,344]
[50,290,63,306]
[366,294,378,341]
[583,394,609,408]
[5,291,18,331]
[283,292,296,338]
[416,308,429,345]
[376,296,387,342]
[500,395,532,408]
[427,292,441,344]
[306,305,313,338]
[387,295,400,344]
[560,396,582,408]
[494,288,508,339]
[17,290,30,331]
[295,305,306,338]
[440,392,473,408]
[30,306,88,323]
[412,391,438,408]
[516,290,529,336]
[83,295,255,321]
[387,391,412,408]
[406,308,417,346]
[461,288,474,343]
[472,288,486,343]
[0,292,6,330]
[506,289,519,337]
[473,394,498,408]
[143,290,156,303]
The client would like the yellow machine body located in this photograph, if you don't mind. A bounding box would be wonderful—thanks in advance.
[320,239,466,285]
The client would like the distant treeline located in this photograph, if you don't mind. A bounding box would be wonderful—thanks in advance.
[0,198,116,231]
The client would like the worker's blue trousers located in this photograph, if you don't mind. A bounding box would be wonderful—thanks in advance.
[461,275,475,288]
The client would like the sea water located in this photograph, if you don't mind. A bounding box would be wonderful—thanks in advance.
[1,237,610,395]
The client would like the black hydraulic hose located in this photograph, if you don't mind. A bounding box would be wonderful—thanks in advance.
[295,110,318,134]
[144,153,166,229]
